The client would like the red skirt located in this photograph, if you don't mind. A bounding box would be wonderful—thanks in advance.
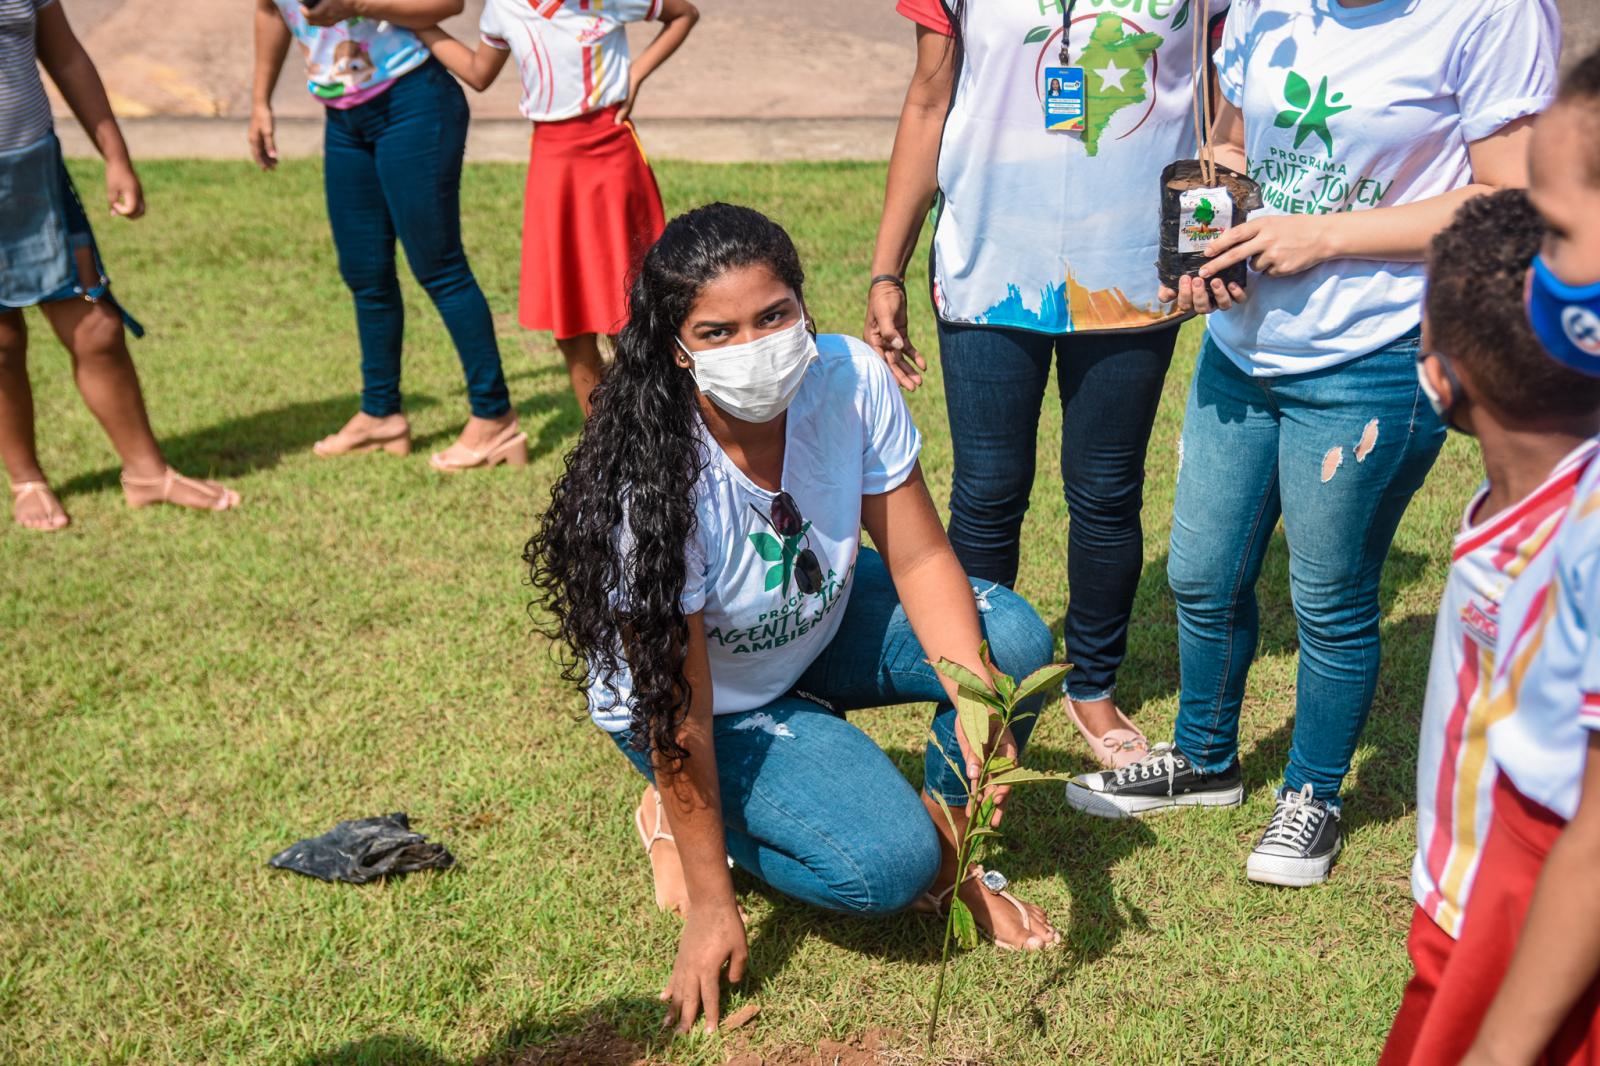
[520,105,666,340]
[1399,774,1600,1065]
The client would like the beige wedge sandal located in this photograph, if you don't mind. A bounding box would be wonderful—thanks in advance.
[10,480,70,531]
[312,417,412,458]
[429,421,528,472]
[918,865,1060,953]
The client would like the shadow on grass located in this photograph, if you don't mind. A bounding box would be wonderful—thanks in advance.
[54,392,441,498]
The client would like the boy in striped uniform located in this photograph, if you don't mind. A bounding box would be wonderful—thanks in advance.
[1405,57,1600,1066]
[1380,189,1600,1065]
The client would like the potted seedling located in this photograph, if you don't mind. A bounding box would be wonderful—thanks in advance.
[924,648,1073,1048]
[1156,0,1261,292]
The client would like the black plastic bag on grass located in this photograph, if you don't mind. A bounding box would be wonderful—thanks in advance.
[268,812,454,884]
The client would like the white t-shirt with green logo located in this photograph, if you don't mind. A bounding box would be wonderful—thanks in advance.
[589,334,922,732]
[910,0,1228,334]
[1207,0,1557,376]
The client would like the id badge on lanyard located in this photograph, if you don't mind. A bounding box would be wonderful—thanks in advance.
[1045,0,1085,133]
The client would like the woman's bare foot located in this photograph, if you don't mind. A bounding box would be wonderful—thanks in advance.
[948,867,1060,952]
[637,785,691,916]
[121,467,241,512]
[10,480,69,531]
[312,412,411,458]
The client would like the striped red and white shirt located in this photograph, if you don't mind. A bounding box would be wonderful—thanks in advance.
[1488,446,1600,823]
[480,0,662,124]
[1411,438,1599,936]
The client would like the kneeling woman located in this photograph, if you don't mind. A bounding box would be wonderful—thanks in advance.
[528,204,1060,1031]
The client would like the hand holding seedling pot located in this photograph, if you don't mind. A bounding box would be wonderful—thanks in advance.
[1156,0,1262,295]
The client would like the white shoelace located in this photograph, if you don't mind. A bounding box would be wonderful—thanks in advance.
[1109,742,1188,795]
[1259,784,1334,851]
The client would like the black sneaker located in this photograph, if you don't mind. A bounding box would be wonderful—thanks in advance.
[1246,784,1343,887]
[1064,742,1243,819]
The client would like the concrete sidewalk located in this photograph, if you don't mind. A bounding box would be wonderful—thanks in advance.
[56,115,902,164]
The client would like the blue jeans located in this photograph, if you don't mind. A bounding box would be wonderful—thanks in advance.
[609,548,1055,915]
[938,321,1177,701]
[1168,330,1444,804]
[323,60,510,420]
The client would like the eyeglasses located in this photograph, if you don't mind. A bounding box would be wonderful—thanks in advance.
[751,491,824,596]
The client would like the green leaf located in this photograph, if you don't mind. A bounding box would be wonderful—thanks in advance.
[976,795,995,827]
[749,531,783,562]
[1274,108,1301,129]
[928,730,970,798]
[956,690,992,756]
[988,768,1073,787]
[1023,24,1052,44]
[929,789,959,837]
[1013,663,1071,705]
[950,896,979,950]
[992,667,1017,704]
[933,658,991,695]
[763,565,784,591]
[966,825,1001,840]
[1283,70,1311,109]
[1170,0,1190,32]
[987,755,1016,776]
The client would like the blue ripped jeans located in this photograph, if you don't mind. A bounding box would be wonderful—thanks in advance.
[1168,330,1445,804]
[610,548,1055,915]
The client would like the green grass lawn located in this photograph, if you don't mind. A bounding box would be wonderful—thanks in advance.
[0,157,1484,1065]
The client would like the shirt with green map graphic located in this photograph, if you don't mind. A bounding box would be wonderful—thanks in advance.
[896,0,1228,334]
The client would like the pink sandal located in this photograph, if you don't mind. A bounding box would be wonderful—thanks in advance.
[429,421,528,472]
[312,417,412,458]
[10,480,70,531]
[121,468,241,512]
[1066,698,1149,769]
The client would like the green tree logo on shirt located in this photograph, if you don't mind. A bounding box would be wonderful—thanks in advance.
[1275,71,1352,155]
[749,523,811,594]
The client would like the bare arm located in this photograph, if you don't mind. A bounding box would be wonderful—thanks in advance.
[249,0,292,170]
[861,464,1011,816]
[865,25,954,391]
[303,0,464,31]
[1462,734,1600,1066]
[34,0,142,218]
[614,0,698,124]
[652,615,747,1035]
[415,26,508,93]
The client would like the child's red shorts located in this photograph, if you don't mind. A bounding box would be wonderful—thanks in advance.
[1382,773,1600,1065]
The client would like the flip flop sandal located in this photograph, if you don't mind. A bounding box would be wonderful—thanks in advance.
[633,790,744,920]
[10,480,69,531]
[916,865,1060,952]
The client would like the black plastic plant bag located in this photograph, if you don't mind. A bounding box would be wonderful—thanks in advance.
[268,812,455,884]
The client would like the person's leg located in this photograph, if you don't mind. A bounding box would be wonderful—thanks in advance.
[936,322,1054,588]
[1055,323,1178,738]
[371,64,514,451]
[320,104,411,451]
[794,549,1060,948]
[37,254,237,511]
[607,707,942,916]
[1167,337,1284,773]
[0,308,68,529]
[556,333,606,416]
[1272,332,1445,803]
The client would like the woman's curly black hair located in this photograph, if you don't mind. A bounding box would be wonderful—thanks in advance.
[525,202,807,762]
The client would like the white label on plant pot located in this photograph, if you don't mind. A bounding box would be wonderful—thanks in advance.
[1178,187,1233,254]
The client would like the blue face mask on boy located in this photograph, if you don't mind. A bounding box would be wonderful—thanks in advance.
[1527,254,1600,378]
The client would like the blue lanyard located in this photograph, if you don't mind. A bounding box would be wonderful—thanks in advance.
[1059,0,1078,64]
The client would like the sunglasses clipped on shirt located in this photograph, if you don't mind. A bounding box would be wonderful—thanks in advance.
[751,491,825,596]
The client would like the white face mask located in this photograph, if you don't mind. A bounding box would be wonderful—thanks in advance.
[677,318,818,424]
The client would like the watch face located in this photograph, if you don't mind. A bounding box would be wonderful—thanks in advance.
[980,869,1008,894]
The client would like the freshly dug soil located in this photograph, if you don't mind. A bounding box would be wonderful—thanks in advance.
[488,1022,975,1066]
[1157,159,1263,290]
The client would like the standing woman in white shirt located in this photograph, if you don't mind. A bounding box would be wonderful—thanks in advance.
[867,0,1231,770]
[528,204,1061,1034]
[419,0,698,415]
[1067,0,1556,890]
